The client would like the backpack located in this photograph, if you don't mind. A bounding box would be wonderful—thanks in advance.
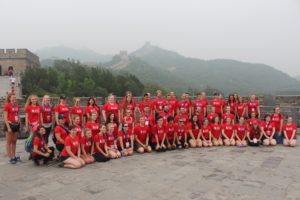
[25,134,34,153]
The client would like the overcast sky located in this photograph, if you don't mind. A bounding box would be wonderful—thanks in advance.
[1,0,300,76]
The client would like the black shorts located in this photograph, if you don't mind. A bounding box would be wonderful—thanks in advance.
[60,156,69,162]
[93,153,110,162]
[3,123,20,133]
[134,142,145,150]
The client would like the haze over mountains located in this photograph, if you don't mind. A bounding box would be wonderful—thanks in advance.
[36,43,300,95]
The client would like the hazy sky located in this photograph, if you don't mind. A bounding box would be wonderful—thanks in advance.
[1,0,300,76]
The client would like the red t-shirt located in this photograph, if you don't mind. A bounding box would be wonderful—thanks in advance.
[247,118,261,127]
[222,113,235,124]
[54,125,69,144]
[55,104,70,122]
[84,122,100,137]
[121,99,137,113]
[210,99,223,114]
[187,122,200,138]
[71,106,83,124]
[202,125,211,140]
[236,103,246,117]
[25,105,41,124]
[175,123,187,140]
[260,121,275,136]
[174,114,189,124]
[283,124,297,139]
[117,130,133,147]
[165,123,176,140]
[102,102,119,120]
[207,113,218,124]
[41,105,53,124]
[168,98,178,113]
[122,116,135,130]
[134,125,149,144]
[75,125,82,140]
[106,133,116,148]
[271,114,283,132]
[159,112,172,125]
[247,100,260,115]
[80,136,93,154]
[139,100,154,112]
[93,134,106,152]
[84,105,100,119]
[193,99,207,115]
[211,124,222,139]
[234,124,247,140]
[222,124,234,138]
[177,100,191,114]
[151,125,166,143]
[248,127,261,140]
[31,137,46,157]
[225,101,237,114]
[142,113,155,127]
[3,103,20,124]
[61,135,79,157]
[153,97,167,113]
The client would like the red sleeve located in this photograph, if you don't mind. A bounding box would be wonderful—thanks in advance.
[55,105,60,112]
[33,137,40,146]
[54,126,61,135]
[93,135,98,143]
[102,103,108,111]
[187,122,192,130]
[25,106,30,113]
[64,137,71,147]
[4,103,10,112]
[134,126,139,135]
[117,130,123,138]
[80,137,86,145]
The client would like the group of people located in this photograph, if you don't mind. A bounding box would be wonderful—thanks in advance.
[3,90,298,168]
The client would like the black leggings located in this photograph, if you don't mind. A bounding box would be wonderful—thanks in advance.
[93,153,110,162]
[43,126,52,144]
[32,147,55,165]
[248,141,260,146]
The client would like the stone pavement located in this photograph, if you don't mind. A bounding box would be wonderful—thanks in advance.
[0,139,300,200]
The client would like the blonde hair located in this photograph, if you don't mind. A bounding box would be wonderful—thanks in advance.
[25,95,39,107]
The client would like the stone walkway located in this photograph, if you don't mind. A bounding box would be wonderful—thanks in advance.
[0,139,300,200]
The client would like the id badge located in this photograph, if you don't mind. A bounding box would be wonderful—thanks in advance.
[47,115,51,121]
[145,121,149,126]
[179,136,182,140]
[15,116,19,122]
[126,142,130,148]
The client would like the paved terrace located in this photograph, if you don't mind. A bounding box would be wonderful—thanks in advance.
[0,139,300,200]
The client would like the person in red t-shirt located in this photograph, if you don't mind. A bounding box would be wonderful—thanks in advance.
[187,115,202,148]
[222,116,235,146]
[234,117,247,147]
[175,119,189,149]
[207,106,218,124]
[247,122,262,146]
[193,92,207,118]
[177,93,191,117]
[31,125,55,166]
[246,95,261,118]
[283,116,297,147]
[210,93,224,117]
[93,125,110,162]
[159,104,172,125]
[153,90,167,117]
[80,128,95,164]
[40,95,54,144]
[102,94,120,122]
[84,97,101,123]
[60,125,85,169]
[138,93,154,114]
[106,123,122,159]
[121,91,137,119]
[122,109,135,130]
[54,114,69,152]
[222,106,235,125]
[106,113,119,139]
[224,94,237,116]
[260,115,276,146]
[151,117,167,152]
[142,105,155,127]
[55,95,70,126]
[211,116,223,146]
[71,98,83,127]
[201,118,213,147]
[247,112,261,129]
[165,116,177,150]
[271,106,284,144]
[25,95,41,135]
[118,123,134,156]
[3,93,21,164]
[73,115,83,140]
[84,112,100,137]
[134,116,152,153]
[236,95,246,120]
[166,93,177,116]
[174,107,189,125]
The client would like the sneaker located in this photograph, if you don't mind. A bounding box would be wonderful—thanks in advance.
[16,156,22,162]
[9,158,17,164]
